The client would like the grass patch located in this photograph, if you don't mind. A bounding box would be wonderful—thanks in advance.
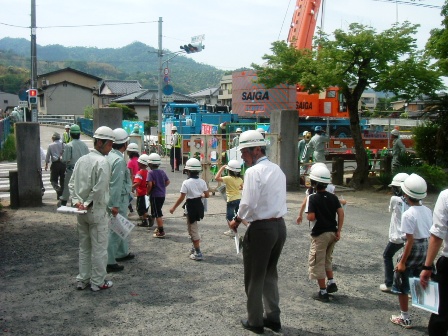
[0,134,17,161]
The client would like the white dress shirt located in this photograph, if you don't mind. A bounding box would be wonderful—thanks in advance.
[431,189,448,257]
[237,156,287,222]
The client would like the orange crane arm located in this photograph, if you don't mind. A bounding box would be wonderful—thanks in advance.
[287,0,322,50]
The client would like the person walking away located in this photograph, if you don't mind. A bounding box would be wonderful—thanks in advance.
[390,174,432,329]
[307,126,329,163]
[63,125,72,144]
[45,132,66,201]
[390,129,406,173]
[147,153,170,238]
[169,126,182,172]
[379,173,409,292]
[420,188,448,336]
[228,130,287,334]
[169,158,209,261]
[215,160,243,237]
[106,128,134,273]
[232,128,243,148]
[60,125,89,206]
[305,165,344,303]
[126,143,140,215]
[68,126,115,292]
[133,154,151,227]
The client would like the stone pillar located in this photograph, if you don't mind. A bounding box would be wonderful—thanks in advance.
[15,123,42,207]
[93,108,122,130]
[270,110,299,191]
[332,157,344,186]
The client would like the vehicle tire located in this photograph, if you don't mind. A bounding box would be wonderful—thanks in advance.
[333,126,351,138]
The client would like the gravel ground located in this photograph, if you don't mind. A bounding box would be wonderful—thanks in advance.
[0,125,438,335]
[0,167,440,336]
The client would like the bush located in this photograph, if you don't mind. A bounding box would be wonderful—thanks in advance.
[0,134,16,161]
[412,122,438,165]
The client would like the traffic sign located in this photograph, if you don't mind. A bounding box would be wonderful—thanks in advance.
[163,84,174,95]
[162,95,174,102]
[18,101,28,108]
[164,67,169,75]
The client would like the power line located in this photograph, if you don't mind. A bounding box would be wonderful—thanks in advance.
[278,0,293,40]
[371,0,442,9]
[0,20,158,29]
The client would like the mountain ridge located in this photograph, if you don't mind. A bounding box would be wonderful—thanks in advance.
[0,37,227,94]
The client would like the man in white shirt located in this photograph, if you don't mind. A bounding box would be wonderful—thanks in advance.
[420,189,448,336]
[229,130,287,334]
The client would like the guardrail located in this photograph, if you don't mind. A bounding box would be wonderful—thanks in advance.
[38,115,76,127]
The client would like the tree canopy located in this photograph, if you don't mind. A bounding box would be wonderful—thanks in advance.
[253,22,444,189]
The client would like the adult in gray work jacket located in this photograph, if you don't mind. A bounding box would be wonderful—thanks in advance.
[60,125,89,206]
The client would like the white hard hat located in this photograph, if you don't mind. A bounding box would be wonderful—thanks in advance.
[226,160,241,172]
[238,130,266,149]
[309,166,331,184]
[93,126,115,141]
[401,173,427,199]
[256,127,265,134]
[171,126,177,131]
[236,128,242,133]
[310,162,327,173]
[389,172,410,187]
[127,143,139,152]
[302,131,308,136]
[113,128,129,144]
[185,158,202,171]
[137,154,150,165]
[65,124,70,129]
[391,129,400,136]
[148,153,161,165]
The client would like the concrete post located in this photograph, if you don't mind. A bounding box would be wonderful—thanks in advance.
[332,157,344,186]
[93,108,122,131]
[15,122,42,207]
[9,170,19,209]
[270,110,299,191]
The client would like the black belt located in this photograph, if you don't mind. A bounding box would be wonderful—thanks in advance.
[252,217,283,224]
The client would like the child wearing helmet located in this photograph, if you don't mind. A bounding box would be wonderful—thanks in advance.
[304,165,344,303]
[169,158,210,261]
[215,160,244,237]
[147,153,170,238]
[390,174,432,329]
[379,173,410,293]
[132,155,151,227]
[126,143,140,214]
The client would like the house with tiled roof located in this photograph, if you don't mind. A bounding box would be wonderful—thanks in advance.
[99,80,142,107]
[188,87,219,106]
[37,67,102,116]
[112,89,196,122]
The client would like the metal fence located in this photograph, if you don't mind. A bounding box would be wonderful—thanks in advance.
[0,117,11,149]
[38,114,76,127]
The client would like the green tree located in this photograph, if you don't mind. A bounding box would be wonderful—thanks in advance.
[253,22,443,189]
[109,102,137,120]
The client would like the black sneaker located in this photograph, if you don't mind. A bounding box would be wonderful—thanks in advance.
[326,283,338,293]
[115,253,135,262]
[263,318,282,332]
[106,264,124,273]
[312,291,330,302]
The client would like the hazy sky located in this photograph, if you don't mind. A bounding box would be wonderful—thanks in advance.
[0,0,445,70]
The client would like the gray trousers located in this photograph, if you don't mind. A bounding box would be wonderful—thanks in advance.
[243,219,287,327]
[107,194,130,264]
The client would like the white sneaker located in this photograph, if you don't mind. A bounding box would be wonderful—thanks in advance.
[190,252,203,261]
[223,229,235,237]
[390,314,412,329]
[379,284,392,292]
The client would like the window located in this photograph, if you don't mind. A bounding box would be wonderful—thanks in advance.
[3,100,8,104]
[327,90,336,98]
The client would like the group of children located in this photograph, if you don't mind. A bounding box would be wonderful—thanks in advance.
[295,162,435,331]
[381,172,433,329]
[129,152,170,238]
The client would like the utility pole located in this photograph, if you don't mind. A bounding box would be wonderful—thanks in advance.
[31,0,37,89]
[157,17,163,145]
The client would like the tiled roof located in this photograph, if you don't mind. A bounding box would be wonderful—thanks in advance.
[101,80,142,95]
[189,87,219,98]
[112,89,196,104]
